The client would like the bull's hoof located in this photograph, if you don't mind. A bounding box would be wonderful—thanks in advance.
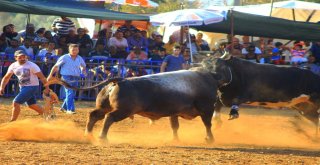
[228,109,239,120]
[205,137,215,144]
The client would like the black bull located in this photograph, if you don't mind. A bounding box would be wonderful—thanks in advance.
[50,68,219,142]
[203,54,320,134]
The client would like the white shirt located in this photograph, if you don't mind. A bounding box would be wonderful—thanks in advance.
[108,37,128,48]
[8,61,41,87]
[242,47,262,54]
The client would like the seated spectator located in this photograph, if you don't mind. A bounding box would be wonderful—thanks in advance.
[37,41,57,61]
[163,35,177,55]
[1,24,18,46]
[18,38,35,60]
[126,46,148,61]
[44,30,54,43]
[34,28,48,45]
[56,36,68,55]
[77,28,93,57]
[66,28,78,44]
[126,46,148,77]
[300,55,320,76]
[226,37,244,58]
[127,30,148,51]
[149,47,166,61]
[108,31,128,59]
[0,35,8,52]
[118,20,138,34]
[243,44,261,63]
[290,43,307,66]
[5,39,19,59]
[196,32,210,51]
[310,41,320,64]
[271,42,286,65]
[123,30,132,39]
[264,39,274,63]
[89,41,110,57]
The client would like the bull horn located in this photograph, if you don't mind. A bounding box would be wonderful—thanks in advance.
[220,50,231,60]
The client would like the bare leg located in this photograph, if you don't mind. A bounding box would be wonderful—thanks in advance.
[28,104,44,115]
[10,102,21,122]
[170,116,179,141]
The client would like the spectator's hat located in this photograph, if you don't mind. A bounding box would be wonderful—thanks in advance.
[14,50,26,57]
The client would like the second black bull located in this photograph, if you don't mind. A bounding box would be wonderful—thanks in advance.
[203,52,320,134]
[50,67,219,143]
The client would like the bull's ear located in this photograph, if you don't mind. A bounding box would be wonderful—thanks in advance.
[220,50,231,60]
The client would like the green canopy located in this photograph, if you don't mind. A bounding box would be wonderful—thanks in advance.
[0,0,149,20]
[194,11,320,42]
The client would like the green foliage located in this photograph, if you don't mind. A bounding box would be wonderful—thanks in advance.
[0,12,78,32]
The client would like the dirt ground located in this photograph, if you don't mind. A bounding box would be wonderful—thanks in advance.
[0,98,320,164]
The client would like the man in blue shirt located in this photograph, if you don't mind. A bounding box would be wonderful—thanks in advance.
[47,44,86,114]
[160,46,186,72]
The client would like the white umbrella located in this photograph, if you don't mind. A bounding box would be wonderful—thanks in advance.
[218,0,320,23]
[150,9,225,63]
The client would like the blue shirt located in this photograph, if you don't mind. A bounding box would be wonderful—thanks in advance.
[55,54,86,76]
[163,55,185,72]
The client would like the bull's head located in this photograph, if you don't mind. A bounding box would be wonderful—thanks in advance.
[201,52,233,87]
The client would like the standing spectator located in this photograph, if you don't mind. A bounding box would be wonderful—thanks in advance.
[18,23,36,42]
[160,46,186,72]
[51,16,75,37]
[183,48,192,69]
[18,38,35,60]
[47,44,86,114]
[185,34,200,55]
[65,29,78,44]
[310,41,320,64]
[0,50,49,121]
[77,28,92,57]
[300,55,320,76]
[163,35,177,55]
[196,32,210,51]
[108,31,128,59]
[243,44,261,63]
[271,42,286,65]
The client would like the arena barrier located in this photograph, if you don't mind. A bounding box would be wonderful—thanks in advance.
[0,55,162,100]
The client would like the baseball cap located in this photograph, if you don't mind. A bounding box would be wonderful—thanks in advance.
[14,50,26,57]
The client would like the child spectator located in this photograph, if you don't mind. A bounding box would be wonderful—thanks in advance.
[290,43,307,66]
[271,42,285,65]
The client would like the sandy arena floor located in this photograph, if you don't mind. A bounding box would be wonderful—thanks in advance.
[0,98,319,164]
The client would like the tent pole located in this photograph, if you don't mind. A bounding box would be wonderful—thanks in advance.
[269,0,274,17]
[27,14,30,24]
[292,9,296,21]
[230,9,234,53]
[306,10,316,22]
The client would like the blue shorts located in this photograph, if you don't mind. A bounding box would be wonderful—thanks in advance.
[13,86,38,105]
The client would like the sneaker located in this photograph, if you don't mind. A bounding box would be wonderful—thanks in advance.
[66,111,76,114]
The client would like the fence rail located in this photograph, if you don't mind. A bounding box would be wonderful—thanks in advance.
[0,56,163,100]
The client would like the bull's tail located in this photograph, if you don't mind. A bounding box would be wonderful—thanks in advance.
[46,76,124,91]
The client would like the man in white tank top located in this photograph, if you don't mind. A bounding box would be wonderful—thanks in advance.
[0,50,49,121]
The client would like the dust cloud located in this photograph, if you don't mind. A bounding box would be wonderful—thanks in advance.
[0,111,319,150]
[0,119,88,143]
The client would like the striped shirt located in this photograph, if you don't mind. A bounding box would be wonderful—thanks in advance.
[52,18,75,35]
[54,54,86,76]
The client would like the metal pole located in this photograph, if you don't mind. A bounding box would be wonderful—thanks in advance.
[179,2,184,45]
[269,0,274,17]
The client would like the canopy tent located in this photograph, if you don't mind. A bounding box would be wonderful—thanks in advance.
[193,10,320,42]
[0,0,149,20]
